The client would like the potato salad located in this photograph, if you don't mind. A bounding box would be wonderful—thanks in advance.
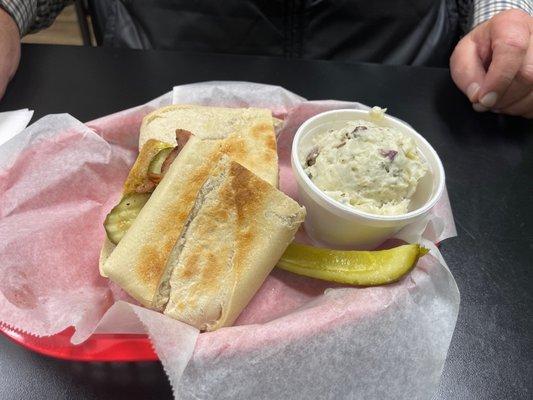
[303,109,427,215]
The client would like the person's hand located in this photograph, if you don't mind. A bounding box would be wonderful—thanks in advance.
[450,9,532,118]
[0,7,21,99]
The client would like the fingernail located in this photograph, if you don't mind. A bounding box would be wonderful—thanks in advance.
[473,103,489,112]
[480,92,498,108]
[466,83,480,101]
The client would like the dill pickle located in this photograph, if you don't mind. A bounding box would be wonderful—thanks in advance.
[123,140,173,194]
[147,147,174,182]
[104,193,151,245]
[278,243,428,286]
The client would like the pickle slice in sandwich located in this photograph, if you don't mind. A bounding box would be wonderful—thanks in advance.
[123,139,173,195]
[104,139,171,245]
[104,131,194,245]
[104,193,151,245]
[147,147,174,183]
[278,243,428,286]
[148,129,192,183]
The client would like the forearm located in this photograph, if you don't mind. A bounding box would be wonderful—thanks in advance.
[0,5,21,96]
[0,0,72,36]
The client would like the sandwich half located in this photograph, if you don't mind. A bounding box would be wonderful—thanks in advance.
[100,106,279,308]
[155,156,305,330]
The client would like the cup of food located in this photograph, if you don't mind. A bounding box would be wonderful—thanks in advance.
[291,107,445,250]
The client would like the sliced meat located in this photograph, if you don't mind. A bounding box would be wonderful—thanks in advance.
[160,129,194,175]
[134,180,157,194]
[176,129,192,149]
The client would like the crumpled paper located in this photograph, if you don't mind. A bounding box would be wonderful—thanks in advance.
[0,82,459,400]
[0,109,33,147]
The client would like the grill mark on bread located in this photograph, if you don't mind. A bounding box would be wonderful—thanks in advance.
[149,151,225,309]
[137,244,167,289]
[251,122,276,148]
[180,253,199,280]
[264,131,277,152]
[251,122,268,138]
[160,157,305,330]
[231,162,270,219]
[159,161,237,326]
[199,252,225,295]
[222,130,278,186]
[262,134,278,167]
[184,165,236,298]
[251,122,278,171]
[223,135,246,161]
[230,162,269,278]
[136,146,223,292]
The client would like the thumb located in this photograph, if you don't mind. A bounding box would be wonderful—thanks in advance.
[477,13,530,108]
[450,35,487,103]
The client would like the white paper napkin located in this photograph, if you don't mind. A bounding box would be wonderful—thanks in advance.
[0,109,33,147]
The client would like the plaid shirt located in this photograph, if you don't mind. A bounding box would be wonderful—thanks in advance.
[473,0,532,27]
[0,0,531,37]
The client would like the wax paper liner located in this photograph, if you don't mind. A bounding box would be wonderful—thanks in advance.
[0,109,34,147]
[0,82,459,400]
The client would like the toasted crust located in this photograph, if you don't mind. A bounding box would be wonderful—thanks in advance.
[221,127,278,187]
[101,106,280,308]
[140,105,278,187]
[140,105,273,145]
[161,158,305,331]
[101,137,223,306]
[99,139,172,276]
[122,139,173,195]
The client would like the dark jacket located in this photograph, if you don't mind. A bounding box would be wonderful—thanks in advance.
[92,0,460,67]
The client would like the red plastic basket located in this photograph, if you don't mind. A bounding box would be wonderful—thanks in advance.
[0,324,158,362]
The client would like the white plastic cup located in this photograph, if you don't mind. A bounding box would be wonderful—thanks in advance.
[291,109,445,250]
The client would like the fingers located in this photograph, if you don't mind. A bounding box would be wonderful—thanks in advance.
[516,30,533,87]
[450,35,487,102]
[478,10,531,108]
[499,91,533,118]
[495,79,531,110]
[495,36,532,108]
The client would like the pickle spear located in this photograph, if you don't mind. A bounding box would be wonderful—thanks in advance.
[104,193,151,245]
[278,243,428,286]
